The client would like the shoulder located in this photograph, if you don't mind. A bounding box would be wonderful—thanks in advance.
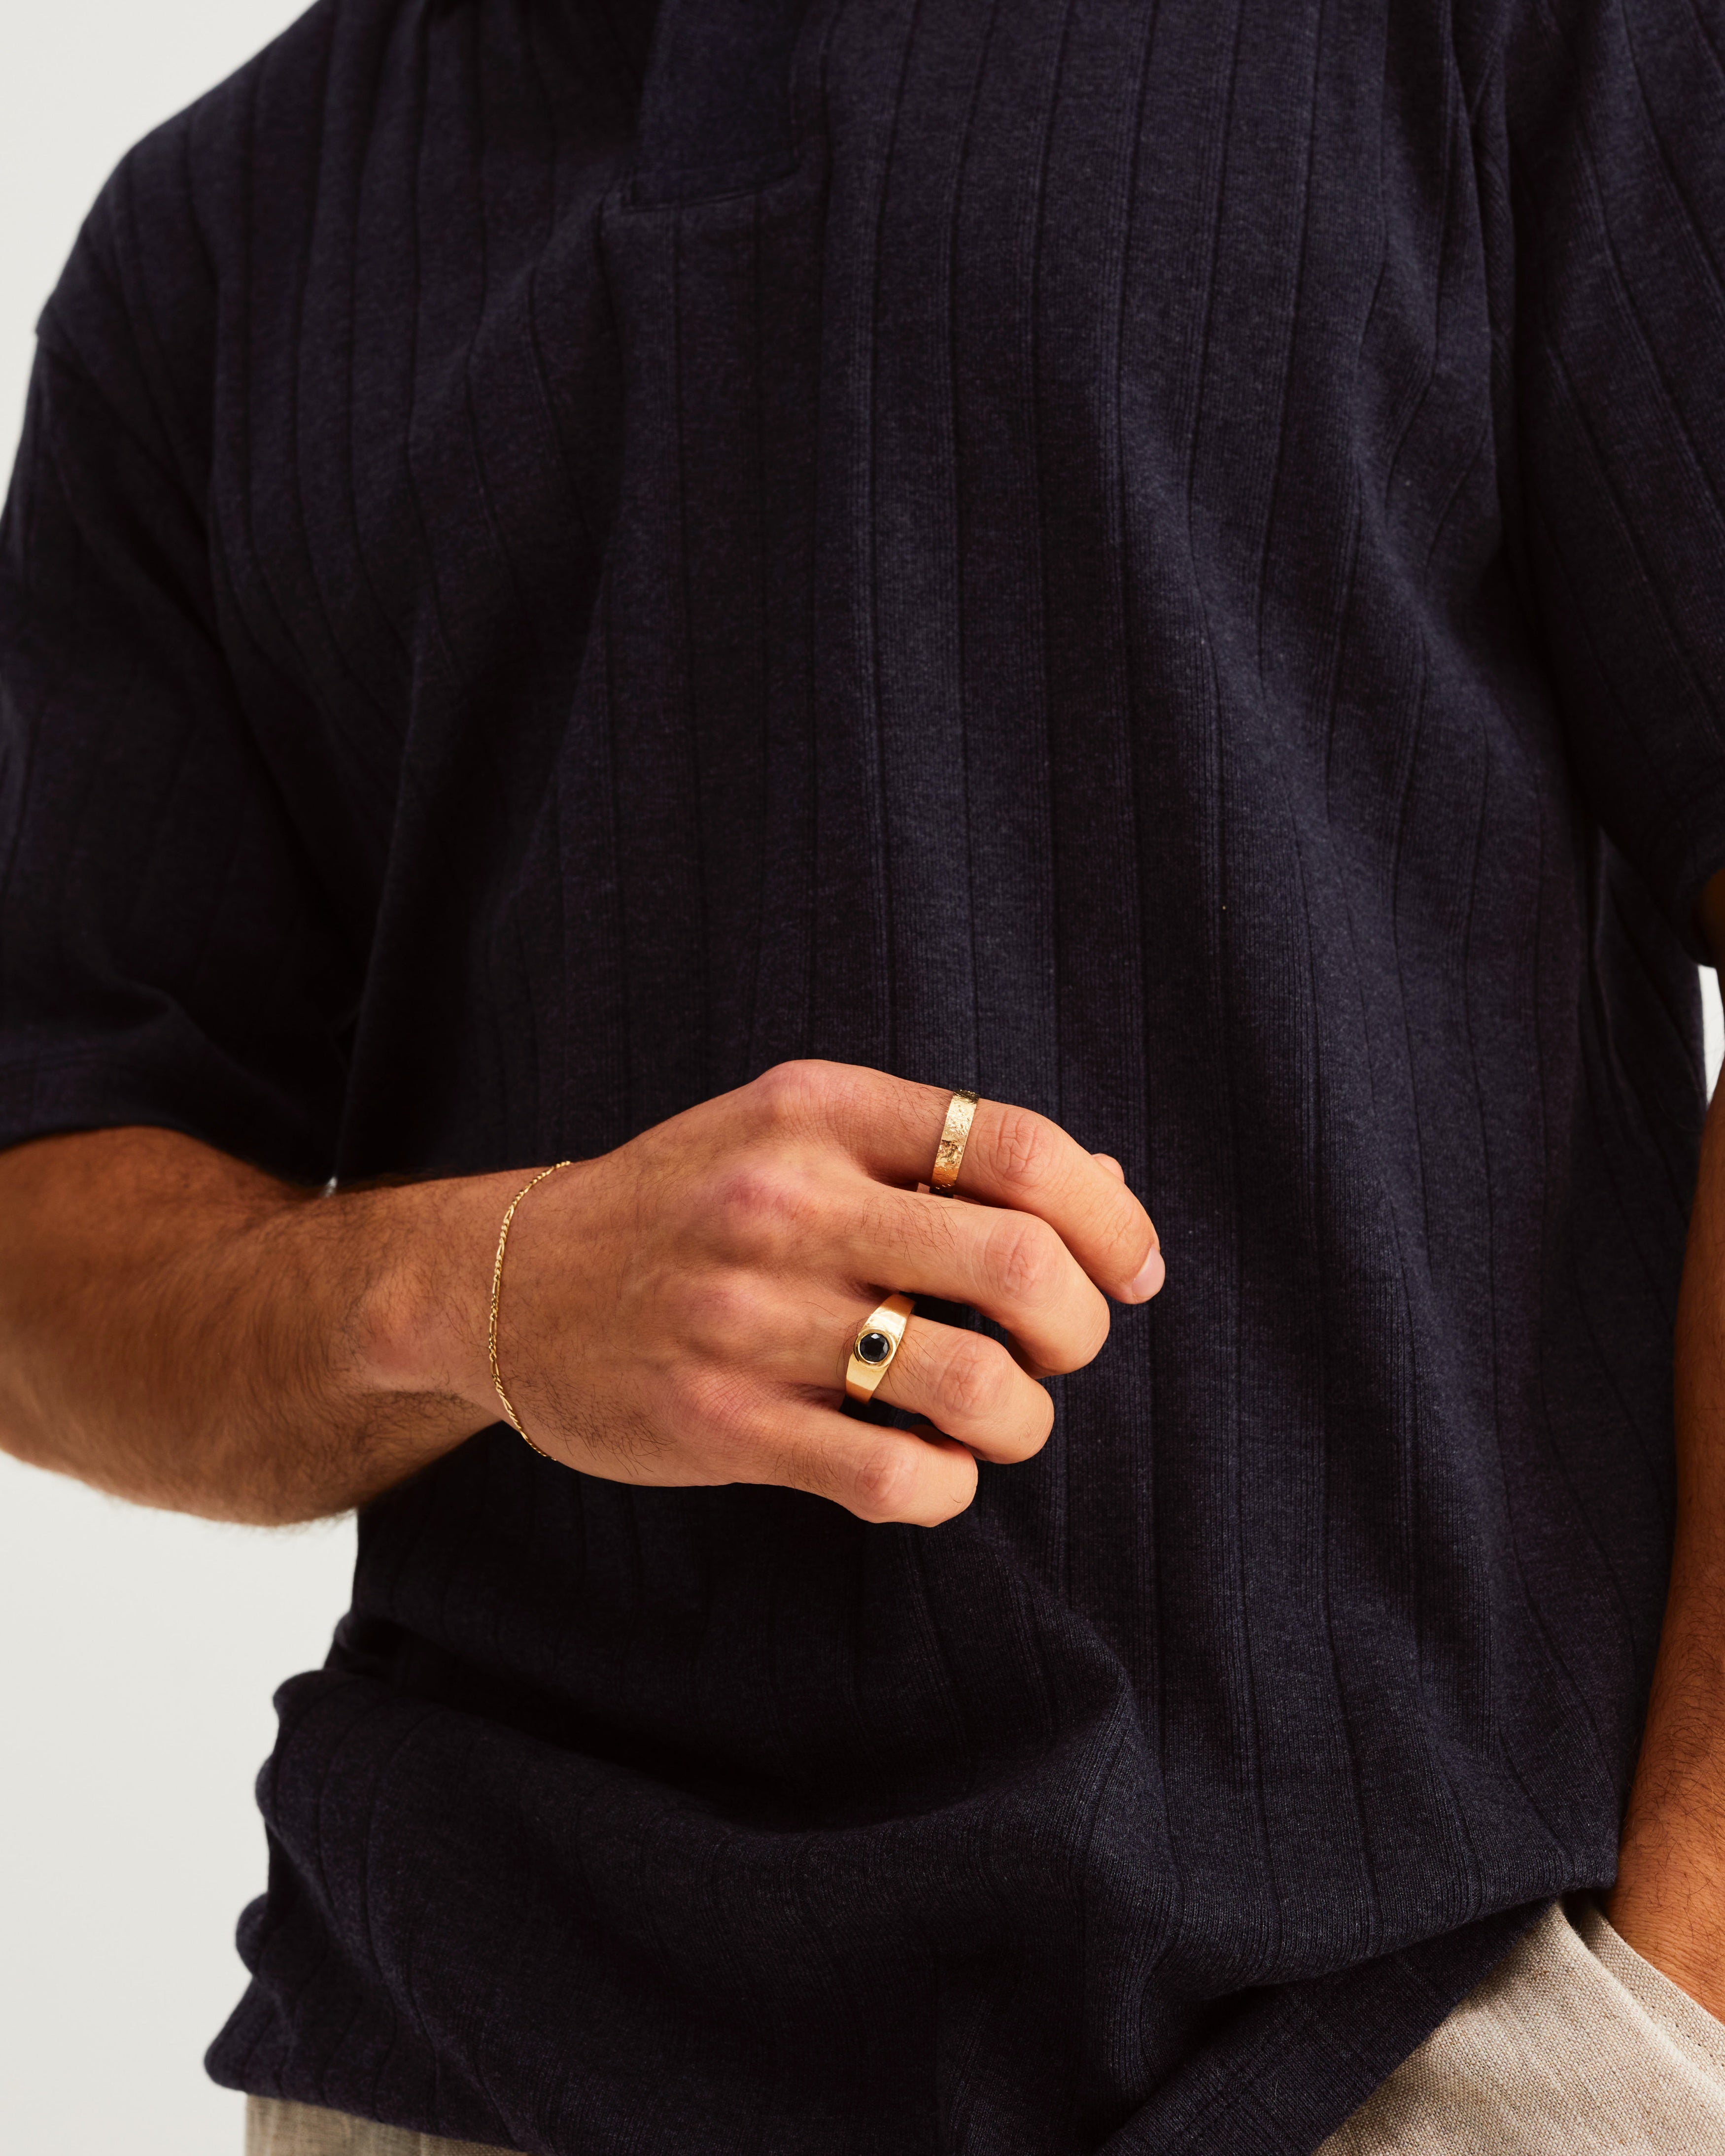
[34,0,414,491]
[34,0,645,494]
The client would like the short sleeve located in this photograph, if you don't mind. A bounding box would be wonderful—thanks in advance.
[1504,0,1725,954]
[0,175,352,1181]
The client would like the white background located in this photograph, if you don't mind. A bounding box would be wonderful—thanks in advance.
[2,6,1724,2156]
[1,17,350,2156]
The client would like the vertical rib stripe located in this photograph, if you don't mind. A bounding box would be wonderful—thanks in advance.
[0,0,1720,2150]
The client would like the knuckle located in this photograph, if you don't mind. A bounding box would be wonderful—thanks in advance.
[1043,1298,1111,1374]
[709,1156,819,1257]
[934,1333,1012,1426]
[990,1104,1061,1197]
[662,1363,753,1446]
[750,1059,840,1132]
[678,1269,773,1357]
[991,1214,1065,1304]
[848,1439,922,1524]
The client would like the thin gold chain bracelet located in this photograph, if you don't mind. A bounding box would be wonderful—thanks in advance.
[487,1160,574,1459]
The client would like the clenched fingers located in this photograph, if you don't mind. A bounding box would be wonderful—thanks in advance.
[751,1062,1162,1302]
[839,1182,1111,1375]
[868,1316,1051,1463]
[921,1095,1163,1301]
[762,1406,979,1526]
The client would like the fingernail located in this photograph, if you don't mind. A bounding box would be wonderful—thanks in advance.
[1126,1247,1166,1301]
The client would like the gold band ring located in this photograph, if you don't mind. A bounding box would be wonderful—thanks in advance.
[929,1088,979,1196]
[845,1293,915,1403]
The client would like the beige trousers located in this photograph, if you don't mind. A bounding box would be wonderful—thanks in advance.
[245,1900,1725,2156]
[246,2097,517,2156]
[1321,1897,1725,2152]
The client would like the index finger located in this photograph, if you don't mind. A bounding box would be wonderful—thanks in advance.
[800,1063,1163,1303]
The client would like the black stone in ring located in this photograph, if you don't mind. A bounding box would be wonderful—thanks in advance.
[855,1329,895,1367]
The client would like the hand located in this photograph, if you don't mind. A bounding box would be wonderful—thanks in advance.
[413,1061,1163,1528]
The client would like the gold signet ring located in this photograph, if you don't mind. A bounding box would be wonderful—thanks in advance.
[929,1088,979,1196]
[845,1293,915,1403]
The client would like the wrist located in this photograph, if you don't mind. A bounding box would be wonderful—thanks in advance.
[347,1171,517,1417]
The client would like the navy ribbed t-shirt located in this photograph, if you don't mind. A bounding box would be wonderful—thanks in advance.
[4,0,1725,2150]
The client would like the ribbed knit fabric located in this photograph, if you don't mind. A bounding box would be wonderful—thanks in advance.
[241,1903,1725,2156]
[3,1,1723,2151]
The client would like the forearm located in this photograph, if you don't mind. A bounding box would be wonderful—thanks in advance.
[0,1127,505,1523]
[1609,958,1725,2011]
[0,1068,1162,1534]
